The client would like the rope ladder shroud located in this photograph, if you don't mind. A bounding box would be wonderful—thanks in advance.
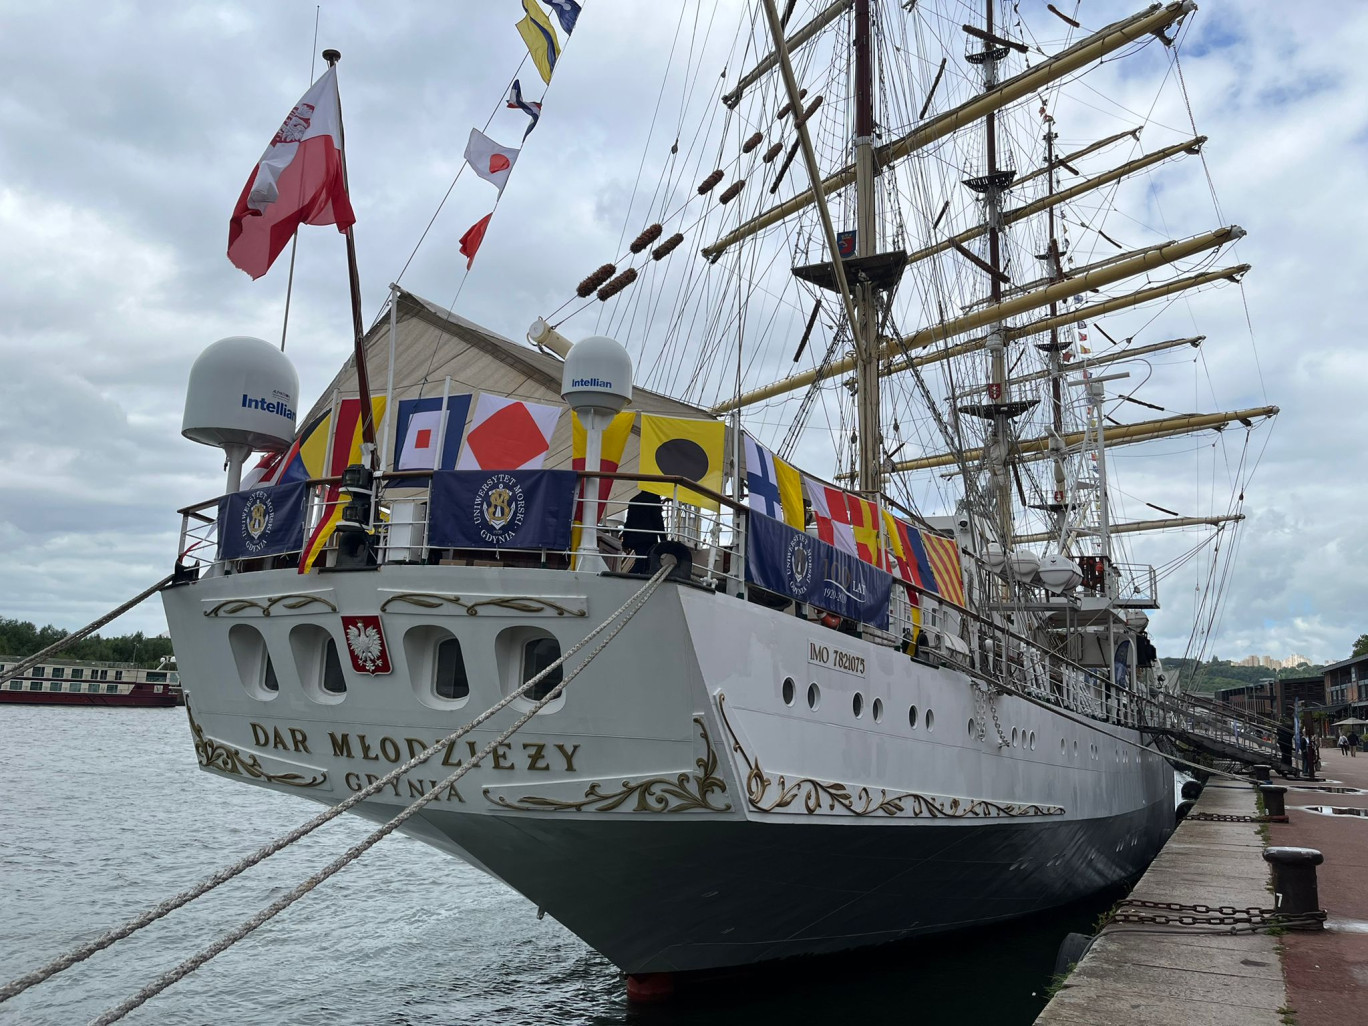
[1,562,678,1024]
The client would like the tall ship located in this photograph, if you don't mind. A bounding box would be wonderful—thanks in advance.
[161,0,1275,988]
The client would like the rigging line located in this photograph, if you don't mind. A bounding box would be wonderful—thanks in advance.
[606,2,691,264]
[1171,31,1224,225]
[641,2,706,230]
[393,54,529,297]
[1200,432,1256,648]
[1,551,664,1003]
[278,6,323,354]
[83,561,678,1026]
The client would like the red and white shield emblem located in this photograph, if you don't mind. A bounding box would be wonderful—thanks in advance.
[341,615,391,675]
[987,383,1003,401]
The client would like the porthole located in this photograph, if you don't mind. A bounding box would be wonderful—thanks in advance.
[909,704,919,729]
[807,683,821,710]
[872,698,884,722]
[782,677,796,706]
[1060,738,1066,754]
[1029,731,1037,751]
[403,625,470,708]
[228,624,278,701]
[321,638,347,694]
[1011,727,1019,747]
[435,637,470,700]
[1073,740,1079,758]
[522,637,564,701]
[925,709,935,732]
[968,718,977,738]
[289,624,345,705]
[852,693,864,719]
[496,627,567,712]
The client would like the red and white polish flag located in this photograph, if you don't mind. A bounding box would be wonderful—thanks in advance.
[228,66,355,279]
[456,394,562,471]
[463,128,519,194]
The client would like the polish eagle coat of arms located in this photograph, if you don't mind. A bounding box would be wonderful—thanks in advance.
[340,615,392,675]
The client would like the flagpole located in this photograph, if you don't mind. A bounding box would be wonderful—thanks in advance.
[323,48,378,467]
[378,283,398,474]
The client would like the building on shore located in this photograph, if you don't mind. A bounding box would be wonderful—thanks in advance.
[1216,675,1328,724]
[1323,653,1368,720]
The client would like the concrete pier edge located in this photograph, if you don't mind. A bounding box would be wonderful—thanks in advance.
[1035,779,1288,1026]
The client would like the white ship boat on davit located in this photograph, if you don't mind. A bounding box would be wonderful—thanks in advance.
[162,0,1276,985]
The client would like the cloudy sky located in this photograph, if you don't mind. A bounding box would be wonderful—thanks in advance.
[0,1,1363,665]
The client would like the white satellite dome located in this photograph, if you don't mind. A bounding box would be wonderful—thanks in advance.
[561,335,633,418]
[1125,611,1151,631]
[1037,552,1084,592]
[182,336,299,452]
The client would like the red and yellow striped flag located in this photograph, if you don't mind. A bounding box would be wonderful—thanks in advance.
[919,531,965,607]
[298,396,386,572]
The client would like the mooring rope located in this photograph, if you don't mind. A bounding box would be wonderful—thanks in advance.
[86,558,676,1026]
[0,576,174,686]
[0,560,675,1011]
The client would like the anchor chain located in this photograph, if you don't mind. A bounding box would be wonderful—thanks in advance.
[1185,812,1270,823]
[1108,898,1327,931]
[972,681,989,743]
[988,690,1011,749]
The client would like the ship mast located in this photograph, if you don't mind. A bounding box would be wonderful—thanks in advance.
[978,0,1014,546]
[1043,122,1068,542]
[853,0,881,493]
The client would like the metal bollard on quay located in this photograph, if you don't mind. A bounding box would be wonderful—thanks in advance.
[1259,784,1288,822]
[1262,846,1325,931]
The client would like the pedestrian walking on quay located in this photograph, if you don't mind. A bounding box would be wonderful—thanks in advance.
[1350,730,1361,757]
[1340,733,1350,756]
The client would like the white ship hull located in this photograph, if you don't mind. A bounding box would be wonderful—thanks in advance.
[162,563,1173,974]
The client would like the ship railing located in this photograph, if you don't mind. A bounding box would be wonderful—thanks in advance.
[175,471,751,593]
[1136,688,1283,760]
[177,476,1178,734]
[1110,562,1159,607]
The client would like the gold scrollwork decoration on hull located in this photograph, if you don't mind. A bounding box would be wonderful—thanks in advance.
[717,694,1063,819]
[380,593,587,617]
[484,717,730,813]
[203,594,338,617]
[185,704,327,789]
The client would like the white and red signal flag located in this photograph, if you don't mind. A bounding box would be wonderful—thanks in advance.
[456,394,562,471]
[228,66,355,279]
[463,128,519,194]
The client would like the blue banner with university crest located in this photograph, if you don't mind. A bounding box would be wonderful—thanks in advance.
[428,470,577,551]
[218,480,308,560]
[746,512,891,628]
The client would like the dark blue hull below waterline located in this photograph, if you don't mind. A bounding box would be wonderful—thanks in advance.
[400,797,1174,974]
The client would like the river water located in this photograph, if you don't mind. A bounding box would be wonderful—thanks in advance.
[0,707,1122,1025]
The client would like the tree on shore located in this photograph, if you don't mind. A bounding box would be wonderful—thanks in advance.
[0,618,174,668]
[1353,634,1368,658]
